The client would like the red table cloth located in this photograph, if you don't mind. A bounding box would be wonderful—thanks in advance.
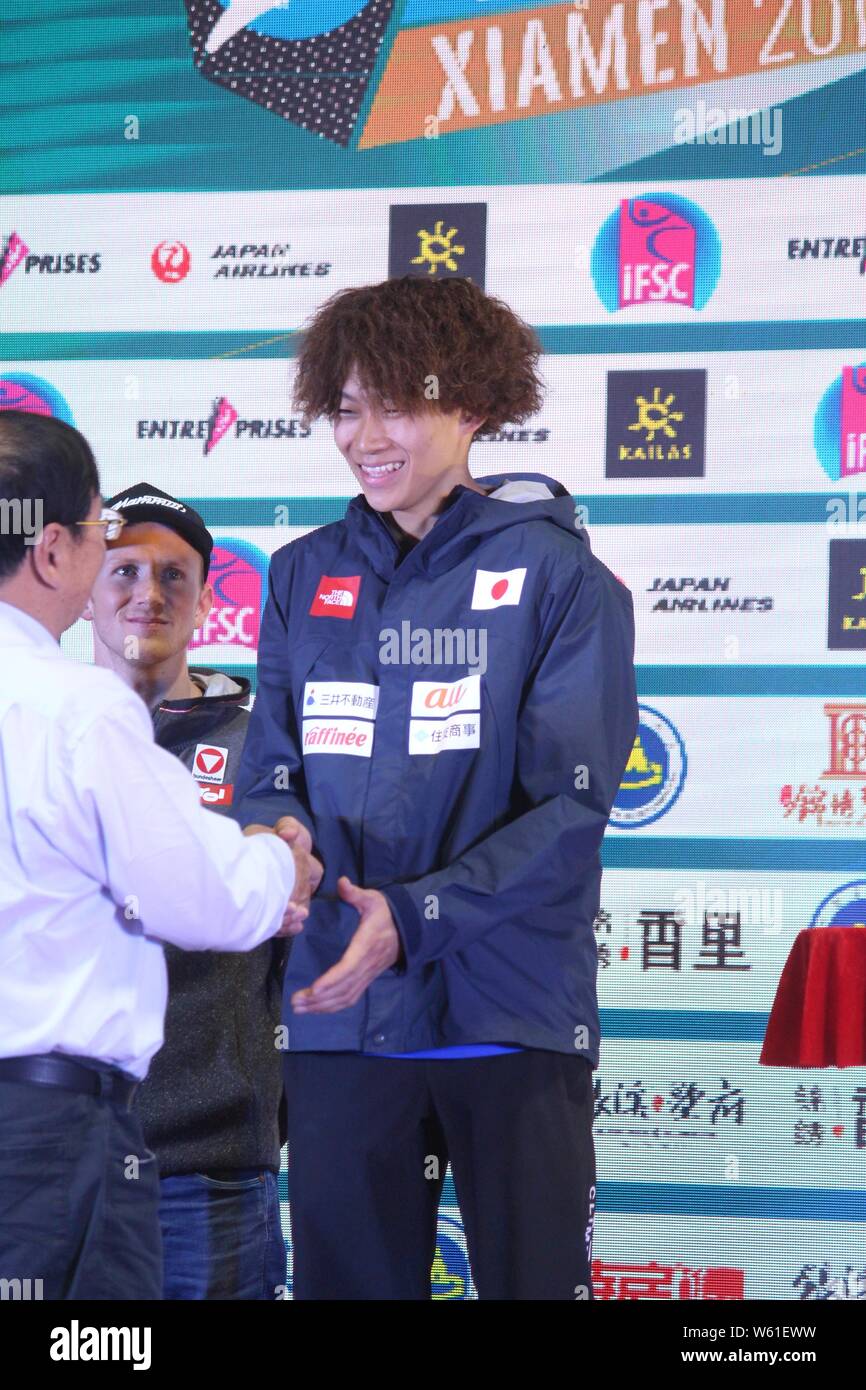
[760,927,866,1068]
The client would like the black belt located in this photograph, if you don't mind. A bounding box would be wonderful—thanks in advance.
[0,1054,139,1109]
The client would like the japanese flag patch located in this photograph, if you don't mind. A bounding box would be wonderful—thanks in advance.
[471,567,527,610]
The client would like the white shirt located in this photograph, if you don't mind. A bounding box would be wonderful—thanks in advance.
[0,601,295,1078]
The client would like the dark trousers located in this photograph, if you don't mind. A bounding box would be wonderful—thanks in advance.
[159,1169,286,1300]
[283,1049,596,1301]
[0,1077,162,1300]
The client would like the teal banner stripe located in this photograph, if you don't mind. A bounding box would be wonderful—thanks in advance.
[3,320,866,360]
[600,1009,768,1042]
[594,1182,866,1222]
[601,838,866,872]
[217,661,866,699]
[186,494,844,526]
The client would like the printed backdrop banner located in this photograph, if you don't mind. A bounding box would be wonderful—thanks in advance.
[4,0,866,1301]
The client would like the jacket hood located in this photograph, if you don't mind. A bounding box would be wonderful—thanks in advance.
[152,668,251,748]
[345,471,590,581]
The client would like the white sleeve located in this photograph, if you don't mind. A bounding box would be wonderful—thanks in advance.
[56,695,296,951]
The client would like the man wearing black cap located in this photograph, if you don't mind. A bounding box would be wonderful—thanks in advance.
[84,483,288,1301]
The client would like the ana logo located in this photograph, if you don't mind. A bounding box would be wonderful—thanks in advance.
[814,365,866,481]
[309,574,361,620]
[610,703,687,829]
[151,240,191,283]
[184,0,392,147]
[194,744,228,785]
[0,232,29,287]
[606,370,706,479]
[190,538,269,660]
[0,374,73,423]
[828,540,866,649]
[809,881,866,929]
[471,567,527,610]
[200,783,234,806]
[431,1216,471,1301]
[591,195,720,313]
[389,203,487,286]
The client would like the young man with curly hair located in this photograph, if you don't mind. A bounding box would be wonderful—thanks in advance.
[234,275,638,1300]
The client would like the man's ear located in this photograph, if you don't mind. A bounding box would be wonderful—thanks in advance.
[81,597,94,623]
[29,521,66,591]
[461,412,487,436]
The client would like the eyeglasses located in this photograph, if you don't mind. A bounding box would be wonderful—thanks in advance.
[76,507,127,542]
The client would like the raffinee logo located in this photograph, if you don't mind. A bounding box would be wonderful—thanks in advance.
[50,1320,151,1370]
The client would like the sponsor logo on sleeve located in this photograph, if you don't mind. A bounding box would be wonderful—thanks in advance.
[193,744,229,784]
[199,783,233,806]
[309,574,361,619]
[470,567,526,610]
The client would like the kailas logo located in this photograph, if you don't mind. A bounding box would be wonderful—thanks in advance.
[389,203,486,286]
[0,374,74,423]
[814,365,866,481]
[184,0,393,147]
[828,540,866,649]
[309,574,361,620]
[591,195,720,313]
[151,240,191,283]
[194,744,228,785]
[190,538,269,660]
[606,369,706,478]
[610,703,687,829]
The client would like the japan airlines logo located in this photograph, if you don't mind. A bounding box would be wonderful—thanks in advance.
[471,567,526,610]
[194,744,229,784]
[591,195,720,313]
[309,574,361,619]
[151,240,191,283]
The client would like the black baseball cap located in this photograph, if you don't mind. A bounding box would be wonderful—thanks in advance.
[104,483,213,578]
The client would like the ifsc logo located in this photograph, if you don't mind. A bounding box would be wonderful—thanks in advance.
[809,881,866,928]
[610,703,687,829]
[0,373,74,423]
[814,365,866,482]
[591,194,721,313]
[190,538,269,661]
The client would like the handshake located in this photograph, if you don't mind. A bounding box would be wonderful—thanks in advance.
[242,816,403,1015]
[244,816,323,937]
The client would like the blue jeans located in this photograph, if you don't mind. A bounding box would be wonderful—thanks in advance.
[158,1168,287,1300]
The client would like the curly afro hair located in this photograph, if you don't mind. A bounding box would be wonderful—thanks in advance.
[292,275,545,436]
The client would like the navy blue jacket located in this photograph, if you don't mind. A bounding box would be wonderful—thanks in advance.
[233,472,638,1065]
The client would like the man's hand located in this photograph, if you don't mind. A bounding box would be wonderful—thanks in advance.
[243,817,323,937]
[291,876,402,1014]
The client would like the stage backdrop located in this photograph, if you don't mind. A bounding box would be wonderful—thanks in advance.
[4,0,866,1301]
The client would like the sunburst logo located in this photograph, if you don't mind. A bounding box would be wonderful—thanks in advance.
[389,202,487,286]
[628,387,684,444]
[411,220,465,276]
